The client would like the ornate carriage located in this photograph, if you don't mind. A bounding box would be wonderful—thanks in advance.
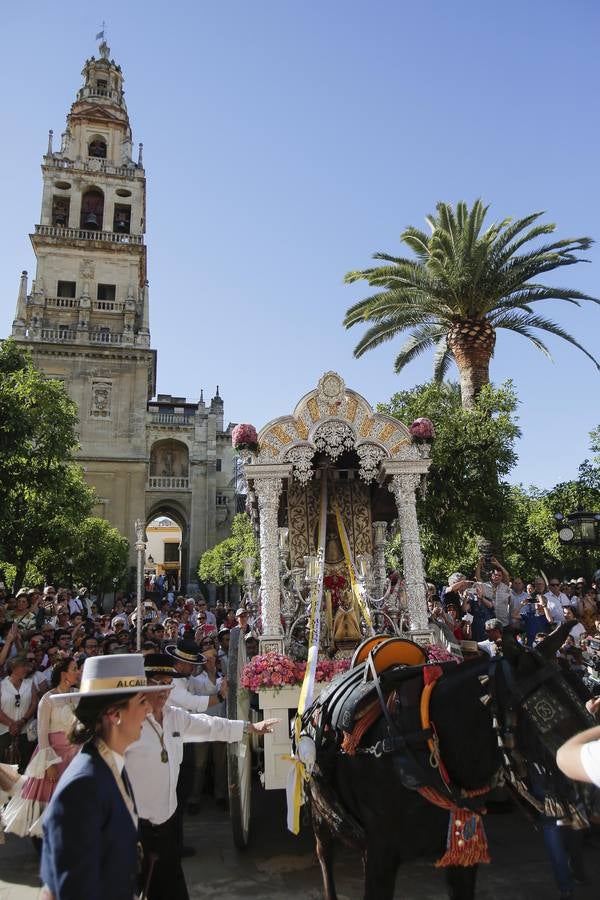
[226,372,434,845]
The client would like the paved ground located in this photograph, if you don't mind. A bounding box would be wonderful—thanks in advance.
[1,783,600,899]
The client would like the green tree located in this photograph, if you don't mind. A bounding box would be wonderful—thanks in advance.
[379,380,520,582]
[344,200,598,408]
[198,513,258,585]
[33,517,129,596]
[0,339,96,590]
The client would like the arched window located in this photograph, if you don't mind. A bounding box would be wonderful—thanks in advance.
[80,189,104,231]
[88,138,107,158]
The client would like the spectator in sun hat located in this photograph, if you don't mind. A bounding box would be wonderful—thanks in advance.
[235,607,250,634]
[39,654,168,900]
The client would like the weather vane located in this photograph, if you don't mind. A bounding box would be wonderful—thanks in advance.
[95,21,109,59]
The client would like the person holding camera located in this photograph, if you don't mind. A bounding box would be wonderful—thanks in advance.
[519,582,554,646]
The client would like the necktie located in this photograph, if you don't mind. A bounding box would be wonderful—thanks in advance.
[121,766,137,813]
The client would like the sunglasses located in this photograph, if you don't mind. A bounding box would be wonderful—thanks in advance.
[549,582,560,587]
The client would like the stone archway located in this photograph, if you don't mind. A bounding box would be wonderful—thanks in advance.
[145,501,190,593]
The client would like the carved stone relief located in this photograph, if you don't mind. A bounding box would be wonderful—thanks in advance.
[80,258,95,280]
[90,380,112,418]
[313,420,355,461]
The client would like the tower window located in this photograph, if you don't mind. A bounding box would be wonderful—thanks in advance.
[88,139,107,158]
[80,189,104,230]
[216,459,222,472]
[57,280,76,298]
[96,79,108,91]
[97,284,116,302]
[113,204,131,233]
[52,196,70,226]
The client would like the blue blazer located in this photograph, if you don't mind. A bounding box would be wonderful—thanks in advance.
[41,742,138,900]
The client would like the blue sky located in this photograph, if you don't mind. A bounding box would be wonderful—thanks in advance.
[1,0,599,489]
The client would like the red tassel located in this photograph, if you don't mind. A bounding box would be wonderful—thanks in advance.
[423,664,443,686]
[418,786,491,867]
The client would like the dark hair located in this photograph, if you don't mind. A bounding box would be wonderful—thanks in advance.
[50,655,74,688]
[69,692,138,745]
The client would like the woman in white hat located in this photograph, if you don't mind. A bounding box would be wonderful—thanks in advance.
[39,654,172,900]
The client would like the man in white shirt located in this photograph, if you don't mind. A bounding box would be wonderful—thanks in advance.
[544,578,569,624]
[126,653,276,900]
[476,619,503,657]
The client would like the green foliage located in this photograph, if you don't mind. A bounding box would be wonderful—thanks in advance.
[344,200,598,399]
[33,517,129,595]
[198,513,258,585]
[0,340,96,589]
[379,380,520,581]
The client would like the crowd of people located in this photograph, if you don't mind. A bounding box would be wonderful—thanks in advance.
[421,557,600,667]
[0,579,271,899]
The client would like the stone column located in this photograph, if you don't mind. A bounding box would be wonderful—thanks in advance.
[372,521,387,598]
[389,472,429,632]
[254,474,285,653]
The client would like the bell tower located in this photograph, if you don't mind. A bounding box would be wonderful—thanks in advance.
[12,40,156,549]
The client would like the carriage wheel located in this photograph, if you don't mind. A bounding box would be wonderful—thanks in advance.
[227,625,252,848]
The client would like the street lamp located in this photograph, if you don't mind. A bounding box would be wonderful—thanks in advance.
[554,509,600,582]
[554,510,600,547]
[134,519,147,651]
[223,561,233,606]
[65,557,74,590]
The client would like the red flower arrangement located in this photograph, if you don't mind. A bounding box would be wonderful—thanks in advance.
[425,644,459,664]
[324,574,347,609]
[231,423,259,453]
[409,417,436,443]
[241,653,350,692]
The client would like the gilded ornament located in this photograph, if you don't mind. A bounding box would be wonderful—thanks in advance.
[345,395,358,422]
[377,422,396,444]
[359,416,374,438]
[307,397,320,422]
[271,424,293,445]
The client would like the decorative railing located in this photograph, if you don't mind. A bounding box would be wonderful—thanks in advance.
[147,476,190,489]
[149,412,195,426]
[41,329,77,341]
[46,297,80,309]
[44,158,138,178]
[93,300,125,312]
[77,87,121,102]
[89,332,123,344]
[35,224,143,245]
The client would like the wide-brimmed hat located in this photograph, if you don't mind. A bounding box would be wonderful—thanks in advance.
[50,654,173,700]
[15,588,29,600]
[164,640,205,666]
[144,653,185,679]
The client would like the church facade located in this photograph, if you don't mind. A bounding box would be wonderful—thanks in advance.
[10,42,236,589]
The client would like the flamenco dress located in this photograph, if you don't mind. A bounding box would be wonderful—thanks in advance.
[2,691,77,837]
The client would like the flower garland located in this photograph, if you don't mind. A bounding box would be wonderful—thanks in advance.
[240,645,457,693]
[241,652,350,692]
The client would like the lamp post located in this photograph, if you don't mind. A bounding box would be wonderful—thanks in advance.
[65,556,74,590]
[223,561,232,607]
[554,509,600,581]
[134,519,146,651]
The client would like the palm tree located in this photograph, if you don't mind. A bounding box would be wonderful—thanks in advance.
[344,200,599,408]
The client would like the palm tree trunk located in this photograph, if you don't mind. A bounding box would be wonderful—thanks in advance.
[447,320,496,409]
[454,351,491,409]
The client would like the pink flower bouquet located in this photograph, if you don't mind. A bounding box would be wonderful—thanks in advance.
[409,417,436,443]
[426,643,459,664]
[241,653,351,692]
[231,423,259,453]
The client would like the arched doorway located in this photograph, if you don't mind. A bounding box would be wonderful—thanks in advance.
[145,502,190,593]
[145,516,182,593]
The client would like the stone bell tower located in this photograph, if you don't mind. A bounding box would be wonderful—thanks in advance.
[11,40,156,551]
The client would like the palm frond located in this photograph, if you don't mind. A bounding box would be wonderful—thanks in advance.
[433,337,454,381]
[393,325,447,373]
[489,311,600,369]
